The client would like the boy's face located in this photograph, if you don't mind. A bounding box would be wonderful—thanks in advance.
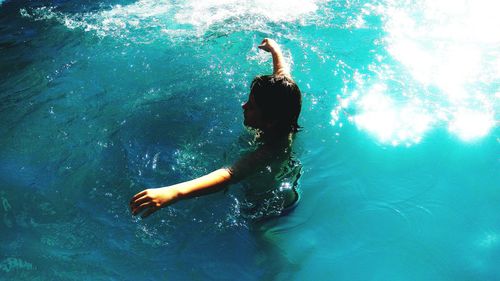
[242,93,265,129]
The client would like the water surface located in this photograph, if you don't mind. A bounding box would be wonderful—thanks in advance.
[0,0,499,280]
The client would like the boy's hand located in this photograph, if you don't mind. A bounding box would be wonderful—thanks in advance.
[258,38,288,76]
[130,187,180,218]
[258,38,280,53]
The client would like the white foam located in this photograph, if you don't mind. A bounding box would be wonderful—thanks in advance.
[20,0,325,40]
[175,0,320,34]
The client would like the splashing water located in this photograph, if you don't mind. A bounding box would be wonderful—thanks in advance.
[20,0,325,40]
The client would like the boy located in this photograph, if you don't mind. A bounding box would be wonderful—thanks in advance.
[130,38,302,219]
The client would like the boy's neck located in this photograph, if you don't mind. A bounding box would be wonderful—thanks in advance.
[259,129,293,144]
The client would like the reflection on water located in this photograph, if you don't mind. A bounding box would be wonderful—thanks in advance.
[332,0,499,145]
[352,83,431,145]
[449,109,495,141]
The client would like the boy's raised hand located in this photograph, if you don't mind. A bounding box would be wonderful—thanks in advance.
[258,38,280,53]
[258,38,289,76]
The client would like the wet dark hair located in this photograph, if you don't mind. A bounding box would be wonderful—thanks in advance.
[250,74,302,135]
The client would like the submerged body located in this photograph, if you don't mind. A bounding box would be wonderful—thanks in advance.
[228,132,302,219]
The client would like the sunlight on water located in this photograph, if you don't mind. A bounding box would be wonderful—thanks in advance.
[449,109,495,141]
[18,0,498,144]
[352,84,431,146]
[339,0,499,145]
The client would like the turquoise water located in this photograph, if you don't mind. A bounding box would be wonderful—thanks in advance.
[1,0,499,280]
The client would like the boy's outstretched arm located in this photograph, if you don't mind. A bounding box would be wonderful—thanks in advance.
[258,38,290,77]
[130,168,232,218]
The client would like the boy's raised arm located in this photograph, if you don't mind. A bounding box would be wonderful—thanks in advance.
[258,38,290,77]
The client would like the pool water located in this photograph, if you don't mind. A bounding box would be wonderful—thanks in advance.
[0,0,499,280]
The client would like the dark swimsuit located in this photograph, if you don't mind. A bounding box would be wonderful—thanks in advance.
[281,188,300,215]
[227,136,301,219]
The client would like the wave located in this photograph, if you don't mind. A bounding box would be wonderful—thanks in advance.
[19,0,327,42]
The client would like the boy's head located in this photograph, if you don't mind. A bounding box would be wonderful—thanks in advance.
[242,75,302,135]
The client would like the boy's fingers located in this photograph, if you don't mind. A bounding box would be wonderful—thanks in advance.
[131,190,147,203]
[130,196,149,208]
[132,202,154,216]
[259,38,269,46]
[258,45,271,52]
